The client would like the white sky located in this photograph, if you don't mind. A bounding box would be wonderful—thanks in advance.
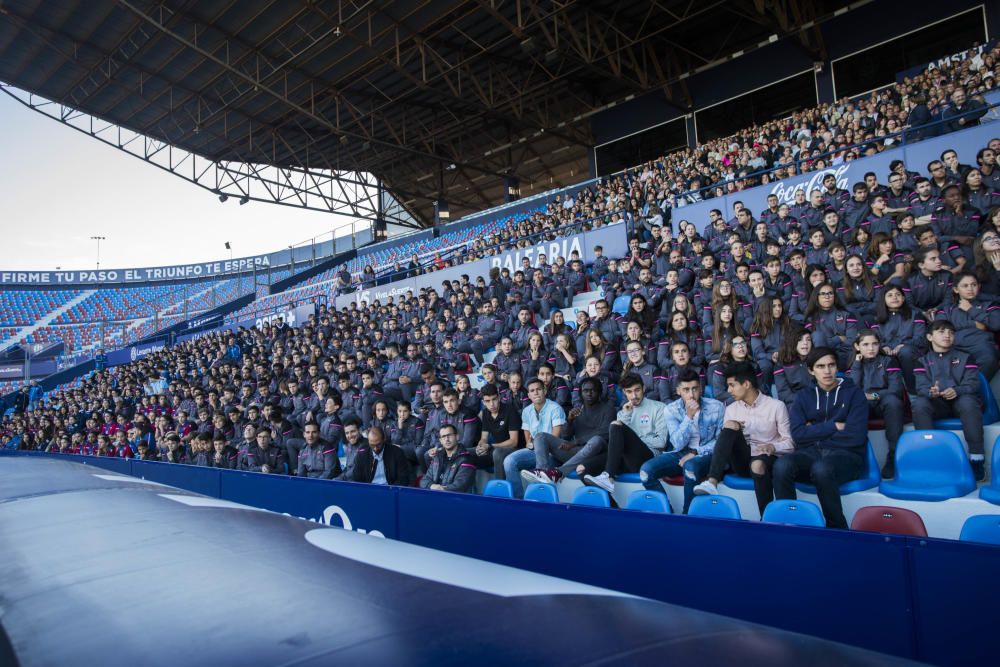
[0,91,364,271]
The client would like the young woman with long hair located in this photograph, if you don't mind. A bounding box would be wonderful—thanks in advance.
[710,335,763,405]
[658,309,704,369]
[750,296,791,387]
[872,284,926,392]
[803,281,857,368]
[706,303,745,365]
[773,327,813,406]
[847,329,904,478]
[839,254,879,324]
[584,328,620,377]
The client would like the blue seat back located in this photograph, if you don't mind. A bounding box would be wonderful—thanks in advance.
[688,495,741,520]
[625,490,671,513]
[935,373,999,428]
[982,434,1000,505]
[981,373,1000,425]
[796,440,880,495]
[571,486,611,508]
[959,515,1000,545]
[483,479,513,498]
[523,482,559,503]
[762,499,826,527]
[611,295,631,315]
[893,430,975,489]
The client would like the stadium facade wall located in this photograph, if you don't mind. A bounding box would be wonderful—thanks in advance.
[5,449,994,667]
[333,222,628,309]
[677,118,1000,234]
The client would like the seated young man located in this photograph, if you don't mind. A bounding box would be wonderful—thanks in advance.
[692,362,794,517]
[582,373,669,493]
[911,319,986,480]
[503,377,567,497]
[473,385,523,477]
[520,376,616,485]
[639,368,725,513]
[420,423,476,493]
[774,346,869,529]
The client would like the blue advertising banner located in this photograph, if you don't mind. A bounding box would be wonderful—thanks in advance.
[674,121,1000,233]
[3,449,999,666]
[0,360,57,380]
[130,459,222,497]
[183,313,223,331]
[334,222,628,309]
[219,472,397,538]
[106,339,169,367]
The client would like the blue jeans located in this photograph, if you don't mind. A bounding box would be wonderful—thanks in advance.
[640,451,712,514]
[503,448,537,498]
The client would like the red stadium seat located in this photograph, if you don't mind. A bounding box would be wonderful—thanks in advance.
[850,506,927,537]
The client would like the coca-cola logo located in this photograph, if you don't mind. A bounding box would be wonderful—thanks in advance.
[769,164,851,205]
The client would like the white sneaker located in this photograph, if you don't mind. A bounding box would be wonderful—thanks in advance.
[520,469,547,487]
[692,480,718,496]
[583,472,615,493]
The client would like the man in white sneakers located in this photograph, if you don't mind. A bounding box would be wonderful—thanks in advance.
[692,362,794,517]
[583,373,669,493]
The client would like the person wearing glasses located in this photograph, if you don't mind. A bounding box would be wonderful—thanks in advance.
[710,336,765,405]
[803,282,857,369]
[591,299,622,348]
[420,424,476,493]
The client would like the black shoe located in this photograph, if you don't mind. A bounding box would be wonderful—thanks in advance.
[972,459,985,482]
[881,455,895,480]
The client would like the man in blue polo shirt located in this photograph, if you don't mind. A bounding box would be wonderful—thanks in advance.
[503,377,566,497]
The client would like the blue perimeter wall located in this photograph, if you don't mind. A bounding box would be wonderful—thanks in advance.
[4,450,994,666]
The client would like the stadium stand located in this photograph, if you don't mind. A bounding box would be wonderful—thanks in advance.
[5,40,1000,544]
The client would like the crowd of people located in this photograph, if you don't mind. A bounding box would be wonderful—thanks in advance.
[335,45,1000,290]
[620,44,1000,215]
[4,65,1000,529]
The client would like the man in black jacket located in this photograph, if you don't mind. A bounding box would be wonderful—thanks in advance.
[420,424,476,493]
[348,426,413,486]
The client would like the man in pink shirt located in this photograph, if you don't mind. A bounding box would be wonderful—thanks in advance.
[693,362,794,517]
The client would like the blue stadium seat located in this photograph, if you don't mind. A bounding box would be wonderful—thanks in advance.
[523,482,558,503]
[934,373,1000,428]
[611,295,631,316]
[879,430,977,501]
[616,472,641,484]
[979,433,1000,505]
[571,486,611,508]
[721,474,755,490]
[795,441,880,495]
[625,490,671,513]
[483,480,513,498]
[959,515,1000,545]
[688,495,741,520]
[761,499,825,527]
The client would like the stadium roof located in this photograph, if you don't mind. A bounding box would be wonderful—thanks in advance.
[0,0,851,226]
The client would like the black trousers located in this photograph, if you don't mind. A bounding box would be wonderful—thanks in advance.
[707,426,776,516]
[773,447,863,529]
[605,423,655,477]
